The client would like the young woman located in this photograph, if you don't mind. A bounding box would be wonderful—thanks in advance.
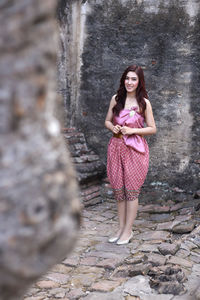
[105,65,156,245]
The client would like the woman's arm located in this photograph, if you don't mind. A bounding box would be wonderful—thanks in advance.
[105,95,121,134]
[121,99,156,136]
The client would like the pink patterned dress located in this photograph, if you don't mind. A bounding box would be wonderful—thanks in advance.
[107,106,149,201]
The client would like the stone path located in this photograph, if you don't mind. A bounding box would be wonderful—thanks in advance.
[24,197,200,300]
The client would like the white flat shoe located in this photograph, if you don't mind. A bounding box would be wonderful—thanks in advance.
[116,232,133,245]
[108,236,119,243]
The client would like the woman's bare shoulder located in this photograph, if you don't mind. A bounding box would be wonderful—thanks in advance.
[144,98,150,104]
[110,94,117,106]
[111,94,117,101]
[144,98,152,108]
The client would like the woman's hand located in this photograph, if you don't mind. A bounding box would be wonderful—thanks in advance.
[121,126,135,135]
[112,124,121,134]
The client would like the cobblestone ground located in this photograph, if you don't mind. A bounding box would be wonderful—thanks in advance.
[24,197,200,300]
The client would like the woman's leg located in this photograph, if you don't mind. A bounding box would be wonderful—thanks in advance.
[117,198,138,241]
[116,200,126,236]
[107,139,130,239]
[108,199,126,241]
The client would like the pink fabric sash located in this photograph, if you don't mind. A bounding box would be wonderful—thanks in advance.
[114,107,146,153]
[123,134,145,153]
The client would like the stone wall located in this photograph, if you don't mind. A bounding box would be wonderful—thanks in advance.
[58,0,200,195]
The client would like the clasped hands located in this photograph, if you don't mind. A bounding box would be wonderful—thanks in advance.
[112,125,135,135]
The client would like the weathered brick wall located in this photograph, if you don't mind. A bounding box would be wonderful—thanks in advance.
[58,0,200,195]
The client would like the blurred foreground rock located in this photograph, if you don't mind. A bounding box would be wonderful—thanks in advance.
[0,1,80,299]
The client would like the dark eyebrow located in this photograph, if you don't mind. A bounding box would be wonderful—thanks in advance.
[126,76,137,79]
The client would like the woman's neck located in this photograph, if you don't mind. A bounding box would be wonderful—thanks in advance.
[126,92,137,103]
[124,93,139,110]
[126,91,136,100]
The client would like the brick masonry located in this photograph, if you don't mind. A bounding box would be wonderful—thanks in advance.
[63,127,105,206]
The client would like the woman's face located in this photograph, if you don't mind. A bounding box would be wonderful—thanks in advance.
[124,71,139,93]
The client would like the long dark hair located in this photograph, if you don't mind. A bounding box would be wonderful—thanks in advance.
[113,65,148,116]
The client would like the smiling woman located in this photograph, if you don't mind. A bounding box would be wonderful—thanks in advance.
[105,65,156,245]
[124,72,139,94]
